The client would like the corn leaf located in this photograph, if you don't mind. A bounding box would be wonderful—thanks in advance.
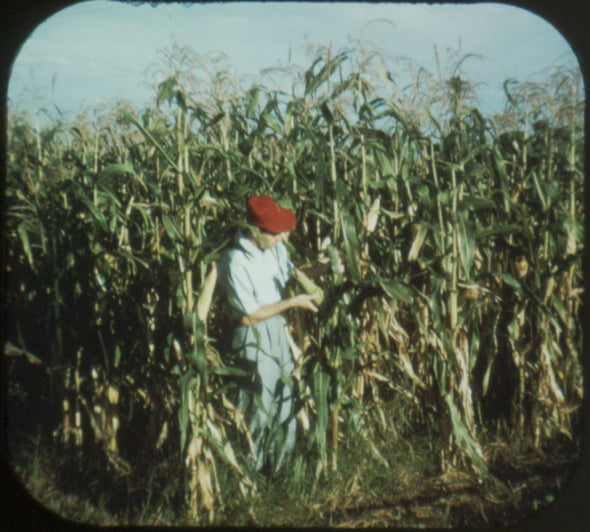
[210,366,250,378]
[456,213,474,278]
[313,369,330,463]
[161,213,183,243]
[444,394,487,475]
[378,278,414,304]
[341,214,360,282]
[5,341,42,364]
[17,224,35,269]
[475,224,522,239]
[178,369,194,452]
[120,108,179,171]
[457,198,497,211]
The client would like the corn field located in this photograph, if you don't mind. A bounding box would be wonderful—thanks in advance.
[5,44,584,526]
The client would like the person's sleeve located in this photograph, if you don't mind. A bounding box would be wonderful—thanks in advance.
[219,254,260,317]
[275,242,293,288]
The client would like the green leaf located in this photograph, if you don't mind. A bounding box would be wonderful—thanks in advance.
[114,249,149,270]
[341,344,365,360]
[65,251,75,270]
[280,368,294,391]
[498,273,522,291]
[161,213,182,242]
[469,327,480,371]
[313,369,330,462]
[444,394,487,475]
[189,312,208,383]
[205,112,225,129]
[432,351,447,395]
[378,278,414,303]
[157,76,177,107]
[100,163,137,180]
[341,214,360,282]
[241,165,272,189]
[119,108,179,172]
[246,86,260,117]
[94,271,107,290]
[262,111,282,134]
[374,149,395,178]
[5,342,42,364]
[490,147,510,211]
[17,224,35,269]
[178,368,194,452]
[457,214,474,278]
[210,366,250,378]
[376,100,412,132]
[475,224,522,239]
[80,194,107,229]
[113,344,121,368]
[457,198,497,211]
[304,52,347,97]
[531,171,547,211]
[551,295,567,324]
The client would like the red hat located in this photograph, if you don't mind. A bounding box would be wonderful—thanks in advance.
[247,195,296,234]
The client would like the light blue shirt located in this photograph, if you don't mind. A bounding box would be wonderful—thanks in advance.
[218,230,293,320]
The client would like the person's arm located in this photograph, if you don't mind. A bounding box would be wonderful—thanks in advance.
[239,293,319,326]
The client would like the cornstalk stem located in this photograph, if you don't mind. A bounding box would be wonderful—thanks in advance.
[450,167,458,330]
[94,130,99,174]
[430,140,445,252]
[329,124,339,241]
[361,134,367,201]
[567,144,577,337]
[184,114,189,182]
[35,119,43,181]
[177,108,184,197]
[222,120,231,183]
[331,406,338,472]
[185,206,193,313]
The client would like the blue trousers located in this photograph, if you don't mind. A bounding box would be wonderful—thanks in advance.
[226,315,297,472]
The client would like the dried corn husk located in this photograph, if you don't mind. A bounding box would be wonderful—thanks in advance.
[364,197,380,233]
[197,263,218,322]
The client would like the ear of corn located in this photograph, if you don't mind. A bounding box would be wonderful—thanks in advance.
[292,267,325,305]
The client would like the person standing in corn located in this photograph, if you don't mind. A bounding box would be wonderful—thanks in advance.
[218,195,319,474]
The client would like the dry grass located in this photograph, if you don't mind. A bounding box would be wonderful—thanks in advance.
[6,425,580,528]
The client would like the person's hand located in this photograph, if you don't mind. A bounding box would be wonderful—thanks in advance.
[290,293,320,313]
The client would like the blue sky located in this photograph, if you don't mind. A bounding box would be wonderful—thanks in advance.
[7,1,578,118]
